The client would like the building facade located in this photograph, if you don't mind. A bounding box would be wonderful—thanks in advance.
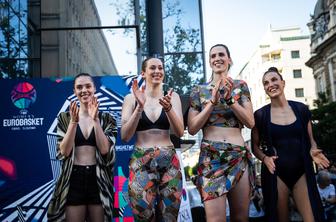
[1,0,206,87]
[40,0,117,77]
[239,27,317,111]
[306,0,336,103]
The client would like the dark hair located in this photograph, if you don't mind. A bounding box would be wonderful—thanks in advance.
[317,170,330,184]
[209,44,232,82]
[209,44,231,61]
[73,73,94,88]
[141,57,163,72]
[263,67,283,81]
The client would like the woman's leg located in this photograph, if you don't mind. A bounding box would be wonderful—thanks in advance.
[128,150,158,221]
[227,169,250,222]
[158,151,182,222]
[204,195,227,222]
[292,174,314,222]
[65,205,86,222]
[276,177,290,222]
[87,204,104,222]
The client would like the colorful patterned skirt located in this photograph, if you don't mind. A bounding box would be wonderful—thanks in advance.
[128,146,182,222]
[197,139,254,202]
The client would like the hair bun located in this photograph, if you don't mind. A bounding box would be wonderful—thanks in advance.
[268,67,278,73]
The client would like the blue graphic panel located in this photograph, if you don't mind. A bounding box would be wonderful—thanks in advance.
[0,75,138,221]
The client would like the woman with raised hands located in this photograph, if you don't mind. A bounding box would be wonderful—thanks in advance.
[121,57,184,221]
[48,73,116,222]
[188,44,255,222]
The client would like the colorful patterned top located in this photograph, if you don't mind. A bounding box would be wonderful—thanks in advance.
[47,112,117,222]
[189,79,251,128]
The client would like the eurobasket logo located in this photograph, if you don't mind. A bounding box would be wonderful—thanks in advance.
[10,82,37,114]
[3,82,43,131]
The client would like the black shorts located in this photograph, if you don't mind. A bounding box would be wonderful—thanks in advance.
[66,165,101,205]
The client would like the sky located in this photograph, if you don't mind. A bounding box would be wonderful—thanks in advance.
[95,0,318,77]
[201,0,317,79]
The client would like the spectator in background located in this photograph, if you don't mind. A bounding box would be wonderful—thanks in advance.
[249,175,265,222]
[317,170,336,220]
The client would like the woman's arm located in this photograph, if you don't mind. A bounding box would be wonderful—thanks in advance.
[187,103,215,135]
[59,121,77,157]
[251,127,266,161]
[229,100,254,128]
[121,94,142,142]
[164,91,184,137]
[251,126,277,174]
[307,121,330,168]
[87,96,113,155]
[93,118,112,155]
[188,81,221,135]
[226,80,254,128]
[59,101,79,157]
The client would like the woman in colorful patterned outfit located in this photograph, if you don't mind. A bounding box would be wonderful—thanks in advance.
[48,73,117,222]
[251,67,329,222]
[188,44,255,222]
[121,57,184,221]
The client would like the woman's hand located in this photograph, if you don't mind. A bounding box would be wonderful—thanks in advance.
[159,88,173,112]
[70,101,79,123]
[310,148,330,169]
[132,79,146,109]
[222,77,234,100]
[210,79,221,105]
[263,155,278,174]
[88,96,99,121]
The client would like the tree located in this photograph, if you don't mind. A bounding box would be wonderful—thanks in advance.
[108,0,205,94]
[164,18,204,95]
[0,1,28,79]
[313,92,329,108]
[311,101,336,155]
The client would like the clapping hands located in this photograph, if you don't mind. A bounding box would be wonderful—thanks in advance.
[159,88,173,112]
[132,79,146,109]
[88,96,99,121]
[70,101,79,123]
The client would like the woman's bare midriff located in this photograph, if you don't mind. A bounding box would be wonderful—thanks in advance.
[203,126,245,146]
[135,129,173,148]
[74,145,97,165]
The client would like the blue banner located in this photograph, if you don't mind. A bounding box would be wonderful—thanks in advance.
[0,75,142,221]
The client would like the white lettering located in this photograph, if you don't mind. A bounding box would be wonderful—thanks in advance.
[2,118,44,127]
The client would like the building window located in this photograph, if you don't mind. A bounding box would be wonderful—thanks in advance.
[291,50,300,58]
[293,69,302,78]
[295,88,304,97]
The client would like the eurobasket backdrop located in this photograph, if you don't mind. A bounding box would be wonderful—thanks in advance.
[0,76,191,222]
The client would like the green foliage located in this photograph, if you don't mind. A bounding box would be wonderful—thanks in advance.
[108,0,205,94]
[184,166,191,179]
[311,102,336,154]
[0,2,28,79]
[162,5,203,95]
[313,92,329,108]
[183,164,198,179]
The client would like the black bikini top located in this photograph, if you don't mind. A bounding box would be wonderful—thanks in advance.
[136,109,170,131]
[75,125,96,147]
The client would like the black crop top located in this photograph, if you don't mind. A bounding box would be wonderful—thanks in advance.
[75,125,97,147]
[136,109,170,131]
